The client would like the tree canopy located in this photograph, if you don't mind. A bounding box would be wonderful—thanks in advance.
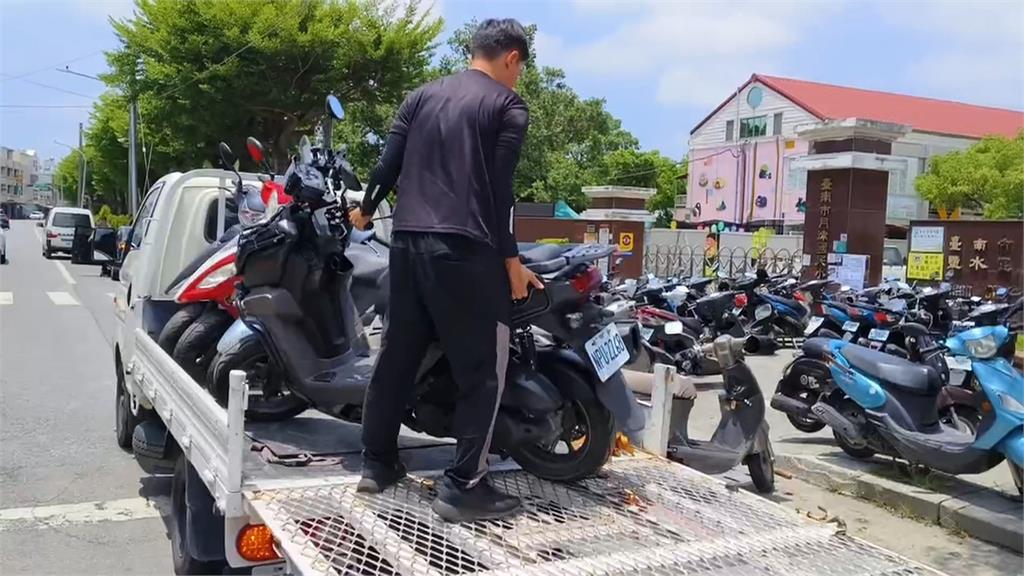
[68,6,687,225]
[915,131,1024,220]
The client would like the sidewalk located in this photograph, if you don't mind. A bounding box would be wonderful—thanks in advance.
[683,352,1023,553]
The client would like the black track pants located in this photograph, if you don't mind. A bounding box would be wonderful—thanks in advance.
[361,232,510,488]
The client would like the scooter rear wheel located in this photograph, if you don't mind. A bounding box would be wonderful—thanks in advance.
[206,335,309,422]
[508,398,614,482]
[747,450,775,494]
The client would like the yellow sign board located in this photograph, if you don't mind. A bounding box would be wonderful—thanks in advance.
[907,252,944,280]
[618,232,635,253]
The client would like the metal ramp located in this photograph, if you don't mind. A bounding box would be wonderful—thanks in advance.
[246,456,941,576]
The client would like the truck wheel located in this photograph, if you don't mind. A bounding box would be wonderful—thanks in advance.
[173,308,232,382]
[116,362,151,451]
[171,455,225,575]
[158,304,205,354]
[43,244,52,259]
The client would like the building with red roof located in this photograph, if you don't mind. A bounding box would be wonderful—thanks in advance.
[679,74,1024,228]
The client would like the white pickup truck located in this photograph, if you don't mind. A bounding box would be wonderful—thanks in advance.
[109,168,939,575]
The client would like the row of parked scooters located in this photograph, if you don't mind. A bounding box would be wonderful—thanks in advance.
[605,268,1023,496]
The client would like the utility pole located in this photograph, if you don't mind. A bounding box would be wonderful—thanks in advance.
[128,101,138,215]
[77,122,85,208]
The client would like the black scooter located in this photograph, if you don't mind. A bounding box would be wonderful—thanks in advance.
[666,335,775,494]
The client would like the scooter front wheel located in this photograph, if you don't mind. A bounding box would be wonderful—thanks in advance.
[747,450,775,494]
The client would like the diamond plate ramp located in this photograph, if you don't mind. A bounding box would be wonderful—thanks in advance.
[246,457,943,576]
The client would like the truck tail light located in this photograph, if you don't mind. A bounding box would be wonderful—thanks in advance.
[46,231,59,239]
[237,524,280,562]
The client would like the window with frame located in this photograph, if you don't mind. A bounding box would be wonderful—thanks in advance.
[725,120,735,142]
[740,116,768,138]
[129,182,165,249]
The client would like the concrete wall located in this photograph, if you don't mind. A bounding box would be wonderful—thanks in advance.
[647,228,802,254]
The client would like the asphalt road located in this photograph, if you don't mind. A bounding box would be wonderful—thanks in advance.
[0,220,172,575]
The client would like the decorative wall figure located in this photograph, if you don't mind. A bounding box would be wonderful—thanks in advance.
[796,198,807,213]
[755,195,768,208]
[758,164,772,179]
[713,177,725,190]
[698,174,708,187]
[691,202,702,219]
[716,201,727,211]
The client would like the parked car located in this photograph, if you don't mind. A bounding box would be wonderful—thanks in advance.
[1,212,10,229]
[881,244,906,282]
[29,211,45,220]
[1,226,7,264]
[41,207,94,259]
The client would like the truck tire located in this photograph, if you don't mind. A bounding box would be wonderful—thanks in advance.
[173,308,232,382]
[171,455,226,575]
[116,360,152,451]
[157,304,205,354]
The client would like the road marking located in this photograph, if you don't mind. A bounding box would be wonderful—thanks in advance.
[54,260,77,285]
[34,227,42,243]
[0,292,11,306]
[106,292,115,299]
[0,496,167,530]
[46,291,79,306]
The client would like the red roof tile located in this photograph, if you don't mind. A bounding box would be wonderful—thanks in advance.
[694,74,1024,139]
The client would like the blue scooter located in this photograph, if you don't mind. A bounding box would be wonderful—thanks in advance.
[787,303,1022,494]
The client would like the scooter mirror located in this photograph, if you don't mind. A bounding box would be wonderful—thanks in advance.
[218,142,237,169]
[246,137,265,164]
[325,95,344,120]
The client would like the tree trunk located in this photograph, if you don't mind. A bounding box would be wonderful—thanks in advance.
[272,116,300,174]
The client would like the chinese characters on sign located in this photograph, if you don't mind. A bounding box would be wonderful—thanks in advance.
[815,178,832,278]
[907,252,943,280]
[911,226,944,253]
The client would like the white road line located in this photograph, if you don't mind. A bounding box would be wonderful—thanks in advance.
[46,291,79,306]
[0,292,12,306]
[54,260,77,285]
[0,496,167,530]
[33,227,42,243]
[106,292,115,299]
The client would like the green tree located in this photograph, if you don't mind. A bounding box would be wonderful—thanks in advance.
[54,152,90,206]
[102,0,442,174]
[915,131,1024,219]
[597,149,686,227]
[439,21,638,210]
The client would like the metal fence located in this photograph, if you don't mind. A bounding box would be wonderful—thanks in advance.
[643,245,804,279]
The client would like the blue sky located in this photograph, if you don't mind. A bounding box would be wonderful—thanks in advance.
[2,0,1022,165]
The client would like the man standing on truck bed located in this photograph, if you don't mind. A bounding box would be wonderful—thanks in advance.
[349,18,542,522]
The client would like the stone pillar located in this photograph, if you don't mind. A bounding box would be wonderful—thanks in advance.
[795,119,910,286]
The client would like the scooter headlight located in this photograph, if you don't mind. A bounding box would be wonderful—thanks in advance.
[754,303,773,321]
[964,334,998,359]
[997,393,1024,416]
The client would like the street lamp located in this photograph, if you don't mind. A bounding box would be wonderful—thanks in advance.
[54,139,86,208]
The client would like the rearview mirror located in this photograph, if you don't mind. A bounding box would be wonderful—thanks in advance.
[218,142,237,169]
[245,137,265,164]
[325,95,344,120]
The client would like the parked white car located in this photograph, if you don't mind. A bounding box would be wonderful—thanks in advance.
[28,210,45,220]
[41,206,94,259]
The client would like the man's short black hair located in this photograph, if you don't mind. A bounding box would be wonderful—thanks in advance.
[470,18,530,63]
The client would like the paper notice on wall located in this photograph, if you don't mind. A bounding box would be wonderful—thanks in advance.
[910,226,944,253]
[828,253,868,291]
[907,252,944,280]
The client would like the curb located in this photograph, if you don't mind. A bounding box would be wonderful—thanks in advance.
[776,453,1023,553]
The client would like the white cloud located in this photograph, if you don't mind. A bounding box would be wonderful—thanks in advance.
[540,1,843,108]
[71,0,136,21]
[880,2,1024,110]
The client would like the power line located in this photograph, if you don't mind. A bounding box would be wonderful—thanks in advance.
[0,104,91,109]
[0,50,105,83]
[0,74,97,99]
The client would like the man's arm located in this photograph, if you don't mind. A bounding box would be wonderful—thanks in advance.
[493,99,529,258]
[358,91,420,217]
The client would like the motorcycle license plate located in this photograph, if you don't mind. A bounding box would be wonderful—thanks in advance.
[842,321,860,333]
[805,316,824,336]
[585,323,630,382]
[945,355,972,372]
[640,327,655,341]
[868,328,890,342]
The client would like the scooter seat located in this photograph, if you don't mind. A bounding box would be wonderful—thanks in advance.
[802,337,835,359]
[841,344,940,396]
[768,295,804,314]
[680,317,703,335]
[519,243,569,265]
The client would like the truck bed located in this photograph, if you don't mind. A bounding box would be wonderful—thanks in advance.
[129,328,942,576]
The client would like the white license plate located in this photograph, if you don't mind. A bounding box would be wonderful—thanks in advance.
[945,355,973,372]
[805,316,824,336]
[842,321,860,333]
[868,328,890,341]
[640,327,654,341]
[585,323,630,382]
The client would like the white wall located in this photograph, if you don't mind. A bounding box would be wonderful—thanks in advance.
[647,229,802,254]
[690,81,818,148]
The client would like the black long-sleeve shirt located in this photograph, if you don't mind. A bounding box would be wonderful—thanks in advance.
[360,69,529,258]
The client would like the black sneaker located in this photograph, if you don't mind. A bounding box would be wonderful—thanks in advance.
[356,459,407,494]
[431,476,521,522]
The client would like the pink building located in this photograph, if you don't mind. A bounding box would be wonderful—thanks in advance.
[678,74,1024,230]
